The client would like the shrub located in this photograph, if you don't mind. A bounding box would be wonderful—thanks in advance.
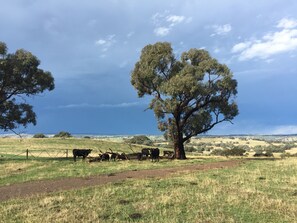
[185,146,196,152]
[253,150,274,157]
[210,149,225,156]
[33,133,46,138]
[211,147,246,156]
[54,131,72,138]
[264,150,274,157]
[125,135,153,146]
[196,147,205,153]
[282,143,296,150]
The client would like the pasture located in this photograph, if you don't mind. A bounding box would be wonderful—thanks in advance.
[0,136,297,222]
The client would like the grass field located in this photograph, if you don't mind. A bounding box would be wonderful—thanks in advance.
[1,137,297,222]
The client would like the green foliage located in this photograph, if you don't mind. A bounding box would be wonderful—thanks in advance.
[184,146,196,152]
[0,41,54,132]
[125,135,153,146]
[131,42,238,159]
[54,131,72,138]
[253,150,274,157]
[211,147,246,156]
[33,133,47,138]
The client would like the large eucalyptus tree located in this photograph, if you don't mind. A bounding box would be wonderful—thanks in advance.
[0,41,54,134]
[131,42,238,159]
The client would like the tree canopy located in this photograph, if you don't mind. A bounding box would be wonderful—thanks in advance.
[0,41,54,133]
[131,42,238,159]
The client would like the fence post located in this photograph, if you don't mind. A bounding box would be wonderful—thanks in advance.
[66,149,68,158]
[26,149,29,160]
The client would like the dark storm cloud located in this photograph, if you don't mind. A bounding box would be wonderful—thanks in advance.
[1,0,297,134]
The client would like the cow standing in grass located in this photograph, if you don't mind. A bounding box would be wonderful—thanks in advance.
[163,150,174,158]
[73,149,92,162]
[150,148,160,162]
[141,148,151,157]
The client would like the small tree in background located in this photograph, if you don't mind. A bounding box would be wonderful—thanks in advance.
[33,133,47,138]
[125,135,153,146]
[131,42,238,159]
[54,131,72,138]
[0,41,54,135]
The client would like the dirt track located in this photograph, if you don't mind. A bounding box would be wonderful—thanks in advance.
[0,160,243,202]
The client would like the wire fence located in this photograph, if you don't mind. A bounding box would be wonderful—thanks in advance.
[0,149,72,160]
[0,148,108,160]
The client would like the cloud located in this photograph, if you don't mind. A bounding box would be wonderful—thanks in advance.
[154,27,170,37]
[211,24,232,36]
[58,102,144,109]
[277,18,297,29]
[152,12,189,37]
[95,39,106,45]
[231,42,251,53]
[166,15,185,26]
[95,34,116,52]
[126,31,134,38]
[232,17,297,61]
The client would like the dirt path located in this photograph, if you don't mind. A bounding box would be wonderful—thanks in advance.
[0,160,243,202]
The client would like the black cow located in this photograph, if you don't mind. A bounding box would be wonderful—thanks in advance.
[73,149,92,162]
[163,150,174,157]
[150,148,160,162]
[99,153,110,161]
[110,153,117,161]
[141,148,151,157]
[117,153,128,160]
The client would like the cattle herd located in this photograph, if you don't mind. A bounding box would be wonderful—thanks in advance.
[72,148,175,162]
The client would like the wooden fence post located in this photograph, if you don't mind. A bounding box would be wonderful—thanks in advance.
[26,149,29,160]
[66,149,68,158]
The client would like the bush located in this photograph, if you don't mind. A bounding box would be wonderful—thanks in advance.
[227,147,246,156]
[211,147,246,156]
[33,133,46,138]
[185,146,196,152]
[196,147,205,153]
[253,150,274,157]
[54,131,72,138]
[125,135,153,146]
[210,149,225,156]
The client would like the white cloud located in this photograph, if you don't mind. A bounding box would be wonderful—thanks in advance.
[152,12,190,37]
[127,31,134,38]
[166,15,185,26]
[95,34,116,52]
[211,24,232,36]
[231,42,251,53]
[58,102,143,109]
[154,27,170,37]
[213,48,220,54]
[277,18,297,29]
[232,17,297,61]
[95,39,106,45]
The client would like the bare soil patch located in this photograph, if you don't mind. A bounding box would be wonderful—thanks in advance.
[0,160,242,202]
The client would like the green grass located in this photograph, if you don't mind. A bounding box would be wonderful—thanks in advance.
[0,137,136,156]
[1,137,296,222]
[0,157,219,186]
[0,138,222,186]
[1,158,297,222]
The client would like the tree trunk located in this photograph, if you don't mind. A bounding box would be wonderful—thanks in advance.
[173,134,187,159]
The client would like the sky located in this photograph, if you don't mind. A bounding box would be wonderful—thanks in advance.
[1,0,297,135]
